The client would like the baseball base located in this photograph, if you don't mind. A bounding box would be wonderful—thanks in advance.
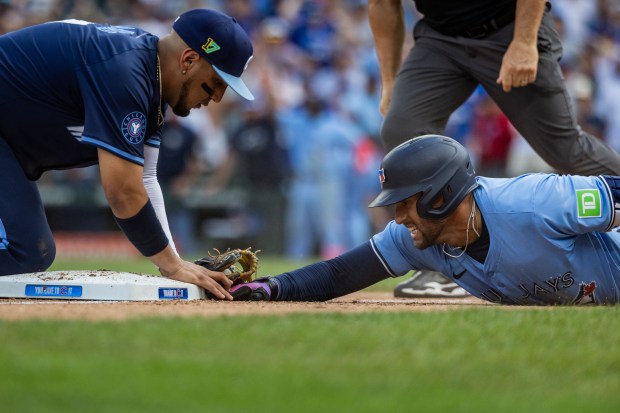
[0,270,206,301]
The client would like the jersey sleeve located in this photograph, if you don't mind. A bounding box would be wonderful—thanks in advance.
[145,127,162,148]
[77,49,156,165]
[371,220,440,276]
[533,175,614,235]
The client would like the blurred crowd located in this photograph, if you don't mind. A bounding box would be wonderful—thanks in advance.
[1,0,619,258]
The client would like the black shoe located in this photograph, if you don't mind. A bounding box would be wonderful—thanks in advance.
[394,270,469,298]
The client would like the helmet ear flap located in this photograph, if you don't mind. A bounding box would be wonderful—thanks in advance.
[417,192,447,219]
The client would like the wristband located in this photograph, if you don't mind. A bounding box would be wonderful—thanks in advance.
[114,199,169,257]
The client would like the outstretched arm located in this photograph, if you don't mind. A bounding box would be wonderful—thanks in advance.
[233,241,394,301]
[98,148,233,299]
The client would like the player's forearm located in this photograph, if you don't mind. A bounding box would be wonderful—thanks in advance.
[97,149,171,257]
[143,145,178,255]
[368,0,405,85]
[273,241,392,301]
[512,0,546,46]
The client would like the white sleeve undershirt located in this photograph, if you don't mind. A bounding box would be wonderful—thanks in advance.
[143,145,178,256]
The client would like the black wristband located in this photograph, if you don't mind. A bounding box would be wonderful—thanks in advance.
[114,199,169,257]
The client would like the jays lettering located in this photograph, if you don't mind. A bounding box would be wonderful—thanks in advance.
[480,272,575,304]
[518,272,575,299]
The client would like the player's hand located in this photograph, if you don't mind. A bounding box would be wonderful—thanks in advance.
[230,278,273,301]
[379,80,394,117]
[496,40,538,92]
[161,260,233,300]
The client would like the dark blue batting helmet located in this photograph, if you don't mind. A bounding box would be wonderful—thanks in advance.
[368,135,478,219]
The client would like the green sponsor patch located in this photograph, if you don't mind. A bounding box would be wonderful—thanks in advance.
[576,189,601,218]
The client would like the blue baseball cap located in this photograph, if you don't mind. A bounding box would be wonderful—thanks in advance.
[173,9,254,101]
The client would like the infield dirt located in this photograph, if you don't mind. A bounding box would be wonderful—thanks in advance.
[0,293,491,321]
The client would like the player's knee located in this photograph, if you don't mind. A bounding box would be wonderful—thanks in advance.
[8,235,56,275]
[37,237,56,271]
[546,158,572,174]
[541,150,582,175]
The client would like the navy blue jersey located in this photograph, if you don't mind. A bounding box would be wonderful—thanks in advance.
[0,19,164,180]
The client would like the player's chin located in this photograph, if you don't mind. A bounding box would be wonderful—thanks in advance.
[171,104,191,118]
[413,236,433,250]
[414,241,430,249]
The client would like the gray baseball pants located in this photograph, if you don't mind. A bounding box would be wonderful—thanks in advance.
[382,7,620,175]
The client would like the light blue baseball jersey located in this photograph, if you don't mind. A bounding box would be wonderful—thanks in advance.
[372,174,620,305]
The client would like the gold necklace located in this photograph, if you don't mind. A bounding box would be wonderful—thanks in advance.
[156,54,164,127]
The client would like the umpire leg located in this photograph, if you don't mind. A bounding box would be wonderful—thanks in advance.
[0,137,55,275]
[474,9,620,175]
[381,20,479,152]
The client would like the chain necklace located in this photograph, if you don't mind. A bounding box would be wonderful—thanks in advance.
[156,54,164,127]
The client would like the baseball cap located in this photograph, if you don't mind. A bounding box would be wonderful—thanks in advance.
[173,9,254,100]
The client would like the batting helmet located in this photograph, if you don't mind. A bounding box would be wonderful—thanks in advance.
[368,135,478,219]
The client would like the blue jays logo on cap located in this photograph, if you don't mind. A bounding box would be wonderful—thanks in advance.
[121,111,146,144]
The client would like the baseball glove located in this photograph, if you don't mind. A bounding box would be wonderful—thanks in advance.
[194,247,259,284]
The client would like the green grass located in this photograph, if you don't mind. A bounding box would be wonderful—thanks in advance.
[0,309,618,413]
[2,257,616,412]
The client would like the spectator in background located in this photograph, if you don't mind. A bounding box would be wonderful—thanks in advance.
[278,92,356,260]
[467,93,515,177]
[289,1,338,67]
[227,87,291,255]
[568,72,606,138]
[0,0,11,33]
[593,46,620,153]
[339,72,389,237]
[157,114,202,255]
[552,0,598,66]
[244,16,307,115]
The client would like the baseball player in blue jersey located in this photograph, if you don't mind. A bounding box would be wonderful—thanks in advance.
[230,135,620,305]
[0,9,254,299]
[369,0,620,298]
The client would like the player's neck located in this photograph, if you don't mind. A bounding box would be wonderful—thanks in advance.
[442,196,481,248]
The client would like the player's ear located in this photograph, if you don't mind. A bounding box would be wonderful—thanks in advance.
[179,49,201,74]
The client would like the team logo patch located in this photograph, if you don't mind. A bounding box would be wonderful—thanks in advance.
[378,168,385,187]
[121,111,146,144]
[576,189,601,218]
[202,37,221,54]
[571,281,597,305]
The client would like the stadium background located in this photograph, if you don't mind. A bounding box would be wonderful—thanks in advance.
[1,0,619,261]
